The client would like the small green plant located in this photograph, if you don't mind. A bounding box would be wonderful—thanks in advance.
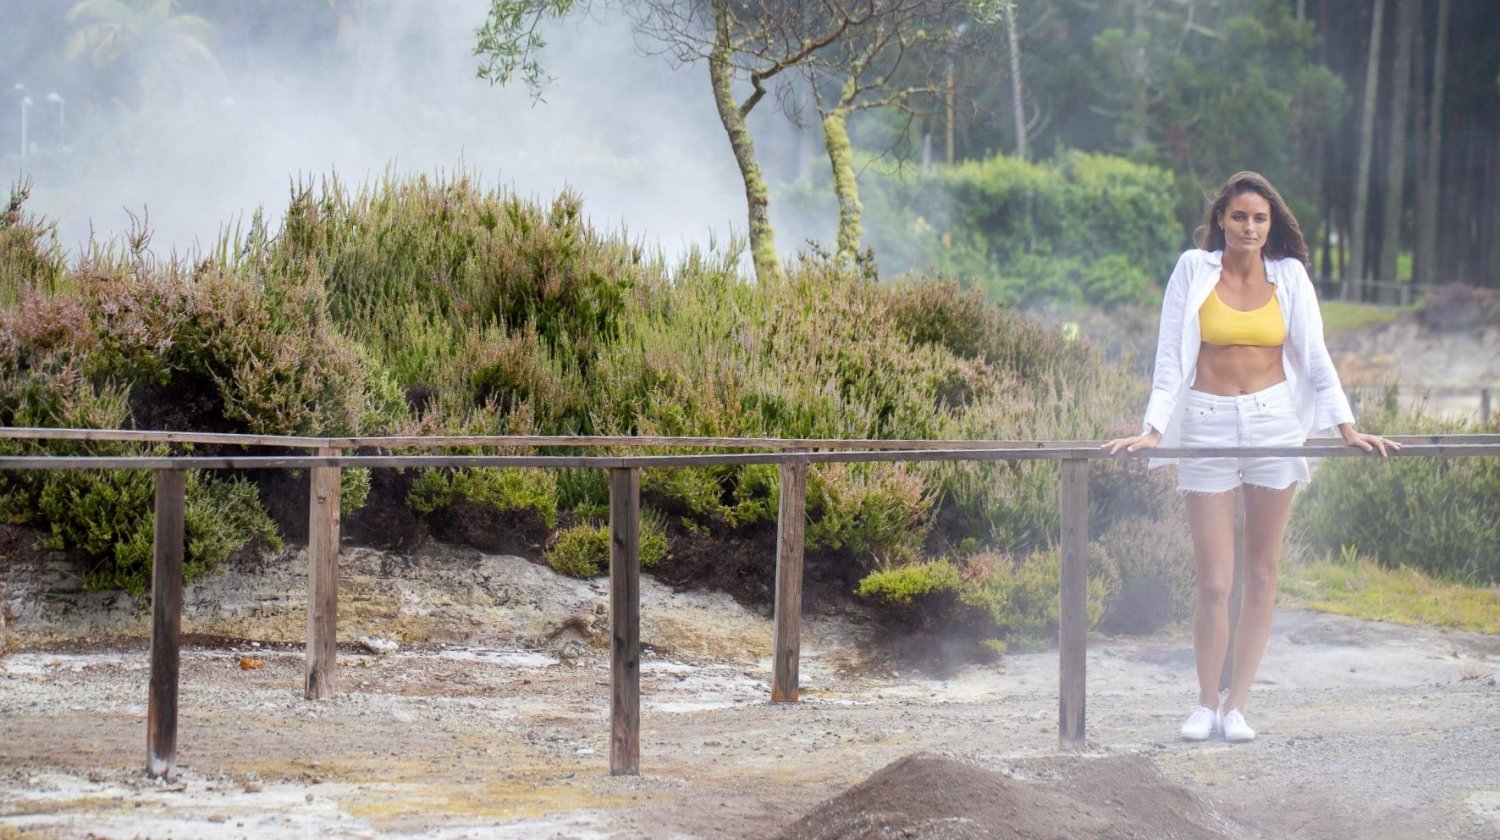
[958,548,1115,647]
[407,467,559,527]
[856,560,963,604]
[543,514,669,579]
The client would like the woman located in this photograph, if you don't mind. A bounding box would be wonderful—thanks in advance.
[1103,171,1398,743]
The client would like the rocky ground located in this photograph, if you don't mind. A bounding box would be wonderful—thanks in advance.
[1329,320,1498,420]
[1,541,1497,839]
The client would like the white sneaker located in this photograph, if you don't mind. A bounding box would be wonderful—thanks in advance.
[1180,705,1219,741]
[1221,708,1256,742]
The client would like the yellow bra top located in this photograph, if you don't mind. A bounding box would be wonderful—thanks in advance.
[1198,287,1286,347]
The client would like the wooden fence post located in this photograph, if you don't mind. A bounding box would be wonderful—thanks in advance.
[305,447,341,700]
[609,467,641,776]
[147,469,186,778]
[771,460,808,703]
[1058,458,1088,750]
[1482,388,1492,424]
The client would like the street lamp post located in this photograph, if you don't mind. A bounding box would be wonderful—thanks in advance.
[46,93,64,149]
[19,95,32,159]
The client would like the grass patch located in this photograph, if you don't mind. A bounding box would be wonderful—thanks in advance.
[1318,301,1399,335]
[1281,552,1500,634]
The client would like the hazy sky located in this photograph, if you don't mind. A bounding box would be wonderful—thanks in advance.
[12,0,818,261]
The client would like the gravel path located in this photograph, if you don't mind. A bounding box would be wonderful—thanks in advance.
[1,546,1497,839]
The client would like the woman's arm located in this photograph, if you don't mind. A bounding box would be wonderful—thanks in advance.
[1105,252,1192,455]
[1290,261,1356,432]
[1141,252,1194,435]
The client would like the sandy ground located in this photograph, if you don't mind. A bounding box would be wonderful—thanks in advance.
[1,543,1498,839]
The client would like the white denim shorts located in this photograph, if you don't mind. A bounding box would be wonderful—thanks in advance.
[1177,380,1309,494]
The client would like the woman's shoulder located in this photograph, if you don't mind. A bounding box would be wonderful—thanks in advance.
[1267,255,1314,287]
[1170,248,1220,275]
[1177,248,1219,265]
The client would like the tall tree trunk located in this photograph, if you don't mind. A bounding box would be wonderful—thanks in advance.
[1005,0,1027,160]
[1317,0,1334,282]
[945,57,955,165]
[1347,0,1385,298]
[709,6,778,282]
[1415,0,1449,286]
[1487,142,1500,288]
[822,105,863,261]
[1377,0,1415,289]
[1126,0,1150,150]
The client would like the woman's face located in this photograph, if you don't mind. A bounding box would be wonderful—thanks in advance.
[1218,191,1272,257]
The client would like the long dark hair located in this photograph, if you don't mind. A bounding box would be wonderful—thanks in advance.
[1197,171,1310,268]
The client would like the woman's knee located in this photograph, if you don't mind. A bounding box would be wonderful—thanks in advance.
[1196,577,1232,607]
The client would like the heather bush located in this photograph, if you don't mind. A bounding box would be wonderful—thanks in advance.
[1,174,1183,656]
[855,546,1117,654]
[0,182,67,305]
[544,513,669,579]
[855,559,963,604]
[1293,393,1499,584]
[806,463,935,567]
[0,194,363,591]
[1096,512,1195,634]
[407,467,558,528]
[958,547,1115,646]
[1414,284,1500,333]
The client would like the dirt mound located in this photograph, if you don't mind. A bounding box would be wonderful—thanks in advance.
[775,751,1230,840]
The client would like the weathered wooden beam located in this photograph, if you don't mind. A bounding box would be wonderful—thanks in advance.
[771,461,808,703]
[147,469,186,778]
[1058,459,1089,750]
[2,441,1499,474]
[609,467,641,776]
[305,448,342,700]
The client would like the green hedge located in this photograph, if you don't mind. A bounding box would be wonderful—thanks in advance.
[779,150,1182,309]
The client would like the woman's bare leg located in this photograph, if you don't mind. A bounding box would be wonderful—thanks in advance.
[1184,490,1239,709]
[1223,483,1296,713]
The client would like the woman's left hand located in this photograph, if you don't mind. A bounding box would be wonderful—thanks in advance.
[1341,428,1401,456]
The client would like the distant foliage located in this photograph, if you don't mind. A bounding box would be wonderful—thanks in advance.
[1415,284,1500,333]
[782,151,1181,309]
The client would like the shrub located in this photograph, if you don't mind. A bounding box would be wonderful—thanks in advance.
[0,182,67,305]
[0,457,281,595]
[407,467,559,527]
[1294,420,1500,584]
[544,514,669,579]
[1415,284,1500,333]
[856,560,963,604]
[958,547,1115,646]
[255,175,648,437]
[806,462,934,567]
[1097,514,1195,634]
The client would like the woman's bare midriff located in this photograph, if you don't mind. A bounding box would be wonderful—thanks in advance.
[1191,343,1286,396]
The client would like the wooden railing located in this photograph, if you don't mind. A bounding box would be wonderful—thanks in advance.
[3,428,1498,779]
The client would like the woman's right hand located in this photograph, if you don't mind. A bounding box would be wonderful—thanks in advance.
[1101,428,1162,455]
